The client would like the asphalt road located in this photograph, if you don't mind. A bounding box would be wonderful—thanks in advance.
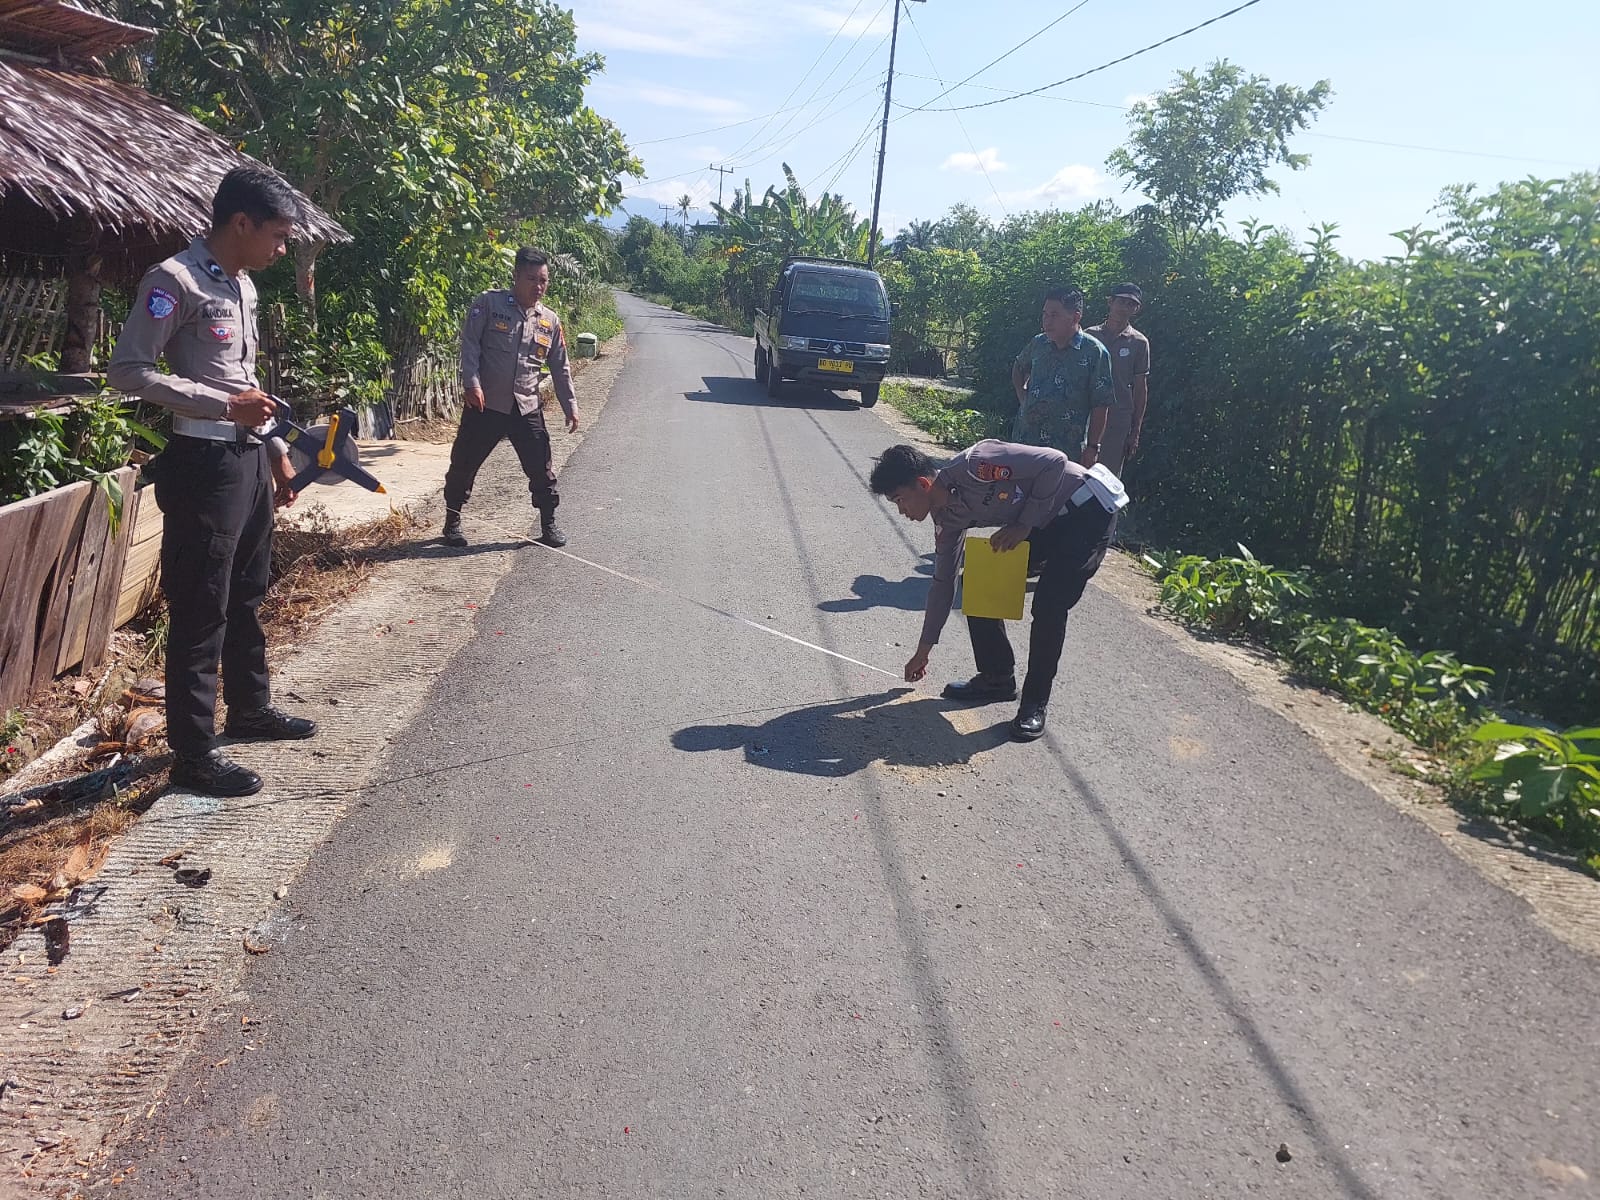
[121,294,1598,1199]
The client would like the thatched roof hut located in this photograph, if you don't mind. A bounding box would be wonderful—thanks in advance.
[0,0,348,370]
[0,60,349,272]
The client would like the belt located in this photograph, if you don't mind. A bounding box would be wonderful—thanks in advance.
[172,415,262,445]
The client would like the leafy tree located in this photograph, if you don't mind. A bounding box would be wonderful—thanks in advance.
[931,203,996,255]
[1107,59,1331,245]
[711,165,871,319]
[123,0,638,346]
[890,219,936,258]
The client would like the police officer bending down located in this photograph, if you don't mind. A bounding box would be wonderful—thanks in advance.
[442,247,581,548]
[869,440,1116,742]
[109,165,317,798]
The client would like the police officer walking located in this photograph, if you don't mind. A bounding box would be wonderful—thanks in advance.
[442,248,581,548]
[109,165,318,798]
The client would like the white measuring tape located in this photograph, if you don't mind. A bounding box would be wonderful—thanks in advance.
[461,512,902,680]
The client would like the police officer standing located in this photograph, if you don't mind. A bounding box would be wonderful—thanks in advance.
[1084,283,1151,477]
[441,247,581,548]
[109,165,317,798]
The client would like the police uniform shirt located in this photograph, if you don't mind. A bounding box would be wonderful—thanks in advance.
[459,292,577,420]
[920,440,1092,647]
[107,238,273,444]
[1083,322,1150,412]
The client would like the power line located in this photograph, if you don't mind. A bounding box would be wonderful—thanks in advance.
[902,6,1009,217]
[895,71,1129,111]
[729,0,892,168]
[898,0,1095,116]
[630,81,881,148]
[901,0,1269,114]
[724,0,878,163]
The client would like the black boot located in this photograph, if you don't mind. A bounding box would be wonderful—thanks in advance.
[1011,700,1048,742]
[170,748,263,797]
[442,510,467,548]
[224,705,318,741]
[941,672,1018,703]
[539,514,567,548]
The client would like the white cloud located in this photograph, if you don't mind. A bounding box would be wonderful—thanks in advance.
[1122,92,1154,111]
[627,84,745,116]
[574,0,888,59]
[996,164,1106,207]
[790,1,893,38]
[941,147,1007,174]
[575,0,749,58]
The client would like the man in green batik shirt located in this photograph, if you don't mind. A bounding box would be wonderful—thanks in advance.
[1010,286,1114,468]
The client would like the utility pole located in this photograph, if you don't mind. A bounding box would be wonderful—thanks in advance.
[658,203,675,231]
[710,163,734,211]
[866,0,923,269]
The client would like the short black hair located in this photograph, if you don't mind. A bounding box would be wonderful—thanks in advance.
[869,444,936,496]
[211,164,300,229]
[514,247,550,273]
[1043,286,1085,313]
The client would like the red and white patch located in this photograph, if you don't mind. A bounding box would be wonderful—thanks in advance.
[209,324,235,342]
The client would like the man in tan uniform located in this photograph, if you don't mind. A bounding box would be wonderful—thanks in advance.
[442,247,581,548]
[109,165,317,798]
[1084,283,1151,477]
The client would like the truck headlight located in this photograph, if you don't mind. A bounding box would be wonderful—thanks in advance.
[863,343,890,360]
[777,335,811,351]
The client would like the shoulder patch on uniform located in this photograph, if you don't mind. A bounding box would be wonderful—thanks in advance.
[146,287,178,319]
[469,305,483,319]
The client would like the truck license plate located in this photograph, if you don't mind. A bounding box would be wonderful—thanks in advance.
[817,358,854,373]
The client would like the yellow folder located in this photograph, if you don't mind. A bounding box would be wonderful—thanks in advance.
[961,534,1031,620]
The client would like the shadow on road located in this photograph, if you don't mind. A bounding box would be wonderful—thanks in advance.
[1046,740,1384,1200]
[818,556,935,613]
[671,689,1010,777]
[685,374,859,411]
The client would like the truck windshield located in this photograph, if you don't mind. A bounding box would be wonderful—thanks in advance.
[788,274,889,320]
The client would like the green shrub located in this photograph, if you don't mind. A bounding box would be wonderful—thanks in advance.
[1470,723,1600,874]
[882,382,1005,448]
[1146,544,1312,643]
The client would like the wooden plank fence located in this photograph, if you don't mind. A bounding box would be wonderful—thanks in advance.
[0,275,117,369]
[0,467,141,710]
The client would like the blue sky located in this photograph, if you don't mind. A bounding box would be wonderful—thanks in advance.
[571,0,1599,262]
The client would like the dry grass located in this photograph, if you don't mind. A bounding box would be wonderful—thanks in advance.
[261,507,425,646]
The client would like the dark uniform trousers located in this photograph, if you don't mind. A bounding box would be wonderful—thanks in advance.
[153,435,274,755]
[443,406,559,518]
[968,499,1115,706]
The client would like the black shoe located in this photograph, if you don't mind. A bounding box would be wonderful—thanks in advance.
[539,520,567,548]
[224,706,317,741]
[1011,701,1048,742]
[941,673,1018,703]
[442,512,467,548]
[170,748,263,797]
